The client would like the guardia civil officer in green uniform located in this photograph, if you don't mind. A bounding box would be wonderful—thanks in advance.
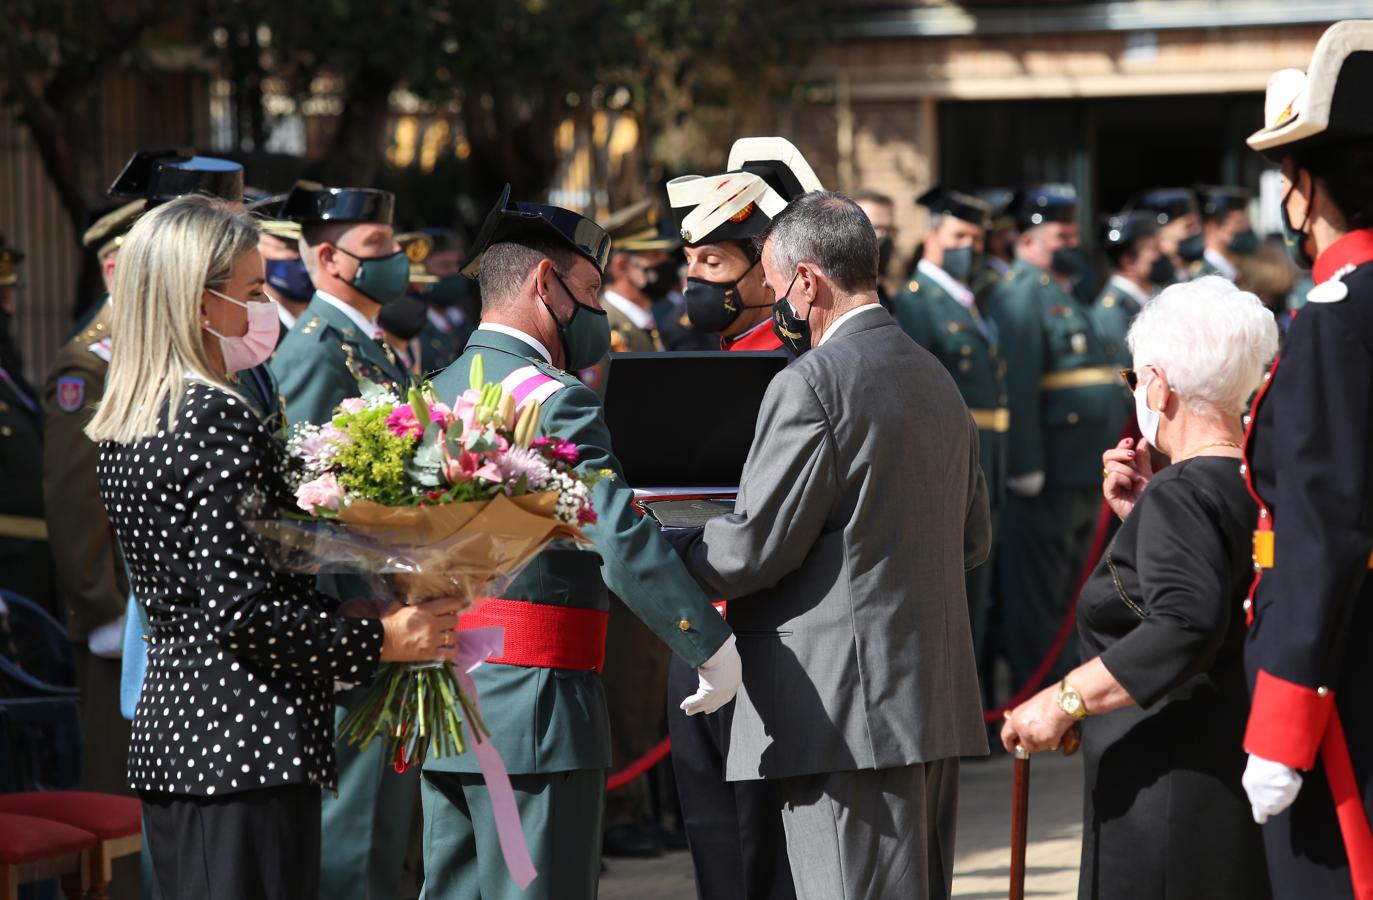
[421,186,740,900]
[1127,187,1204,285]
[600,198,672,353]
[987,186,1127,692]
[889,186,1007,671]
[268,182,418,900]
[378,231,455,378]
[1090,211,1175,366]
[972,188,1018,305]
[1191,185,1259,282]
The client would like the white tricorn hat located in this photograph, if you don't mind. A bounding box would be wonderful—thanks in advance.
[667,137,823,245]
[1247,20,1373,158]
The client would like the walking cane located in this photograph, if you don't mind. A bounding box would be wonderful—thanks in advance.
[1010,745,1030,900]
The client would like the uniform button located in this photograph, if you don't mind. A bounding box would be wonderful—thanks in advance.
[1243,415,1252,426]
[960,344,972,356]
[1067,412,1080,425]
[1243,599,1252,612]
[678,618,691,632]
[1239,464,1247,475]
[1259,509,1268,519]
[1317,686,1330,697]
[0,425,10,437]
[1253,562,1263,572]
[1263,372,1272,382]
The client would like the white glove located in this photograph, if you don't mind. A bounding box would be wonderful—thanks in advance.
[680,634,741,716]
[1007,471,1046,498]
[1243,753,1303,824]
[88,615,126,659]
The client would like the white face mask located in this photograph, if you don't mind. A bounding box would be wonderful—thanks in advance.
[1134,370,1161,448]
[206,288,280,373]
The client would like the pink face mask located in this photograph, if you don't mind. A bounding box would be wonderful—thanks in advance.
[206,288,280,373]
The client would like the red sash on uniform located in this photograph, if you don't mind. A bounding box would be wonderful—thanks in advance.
[722,321,783,352]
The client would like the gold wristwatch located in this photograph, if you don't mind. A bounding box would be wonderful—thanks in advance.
[1057,678,1089,720]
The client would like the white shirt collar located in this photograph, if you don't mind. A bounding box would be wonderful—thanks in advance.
[817,303,884,348]
[602,289,657,330]
[917,258,976,308]
[1203,247,1238,281]
[477,323,553,365]
[427,306,451,333]
[276,302,298,330]
[1108,274,1151,306]
[316,290,379,338]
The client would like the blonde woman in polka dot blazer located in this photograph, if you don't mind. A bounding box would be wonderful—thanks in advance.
[86,196,461,900]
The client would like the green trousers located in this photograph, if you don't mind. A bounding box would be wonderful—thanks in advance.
[320,688,421,899]
[419,769,605,900]
[993,487,1101,693]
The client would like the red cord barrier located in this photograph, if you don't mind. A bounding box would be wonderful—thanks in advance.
[606,736,673,792]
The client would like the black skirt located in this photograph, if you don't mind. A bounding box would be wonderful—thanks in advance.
[142,784,321,900]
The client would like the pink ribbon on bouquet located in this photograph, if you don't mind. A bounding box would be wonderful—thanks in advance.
[451,626,538,890]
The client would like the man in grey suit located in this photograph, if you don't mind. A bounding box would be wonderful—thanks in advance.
[669,191,991,899]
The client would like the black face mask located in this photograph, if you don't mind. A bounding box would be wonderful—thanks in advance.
[1147,255,1176,287]
[683,261,770,333]
[643,260,678,302]
[876,236,894,275]
[1050,247,1087,279]
[771,272,810,357]
[377,294,429,341]
[1177,232,1205,263]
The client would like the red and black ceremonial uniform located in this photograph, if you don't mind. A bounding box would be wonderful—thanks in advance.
[1243,229,1373,899]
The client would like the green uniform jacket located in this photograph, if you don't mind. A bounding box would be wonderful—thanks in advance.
[987,260,1127,490]
[1088,279,1144,368]
[269,293,410,427]
[426,328,731,775]
[42,301,125,639]
[418,320,462,377]
[890,270,1009,511]
[1188,256,1222,280]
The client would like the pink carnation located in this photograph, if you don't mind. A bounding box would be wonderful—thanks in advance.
[533,436,580,465]
[386,405,424,440]
[338,397,367,414]
[296,473,345,515]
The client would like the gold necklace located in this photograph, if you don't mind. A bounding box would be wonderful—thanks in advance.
[1178,440,1243,460]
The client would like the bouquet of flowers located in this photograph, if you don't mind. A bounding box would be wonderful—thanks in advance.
[245,355,601,771]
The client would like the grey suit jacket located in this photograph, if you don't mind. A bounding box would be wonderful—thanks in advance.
[685,307,991,781]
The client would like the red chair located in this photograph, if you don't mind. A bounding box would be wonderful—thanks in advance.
[0,811,94,899]
[0,793,141,900]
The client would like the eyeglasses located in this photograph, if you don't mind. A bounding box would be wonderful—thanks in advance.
[1120,368,1138,391]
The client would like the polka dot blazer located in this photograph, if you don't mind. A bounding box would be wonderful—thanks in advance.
[98,381,384,796]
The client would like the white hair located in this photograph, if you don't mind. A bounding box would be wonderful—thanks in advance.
[1126,276,1279,418]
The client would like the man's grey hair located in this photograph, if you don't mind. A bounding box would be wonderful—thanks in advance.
[478,239,579,311]
[764,191,879,293]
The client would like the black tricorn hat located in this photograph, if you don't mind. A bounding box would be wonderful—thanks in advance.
[1196,185,1251,222]
[1099,211,1158,251]
[109,149,244,204]
[461,184,612,279]
[917,185,993,230]
[1010,186,1078,231]
[1127,187,1199,226]
[279,181,395,226]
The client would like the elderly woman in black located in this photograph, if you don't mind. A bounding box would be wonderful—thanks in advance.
[1001,276,1279,899]
[86,196,459,899]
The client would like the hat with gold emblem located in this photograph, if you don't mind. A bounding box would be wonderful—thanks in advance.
[601,198,679,253]
[396,232,440,284]
[1248,20,1373,159]
[0,235,23,288]
[667,137,823,246]
[247,193,303,243]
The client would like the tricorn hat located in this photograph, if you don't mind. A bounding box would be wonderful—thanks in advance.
[1127,187,1199,226]
[917,185,992,230]
[81,199,148,259]
[1099,211,1158,251]
[247,193,303,242]
[461,184,612,279]
[667,137,823,246]
[1248,20,1373,159]
[109,149,243,204]
[396,232,440,284]
[1010,185,1078,231]
[1196,185,1251,222]
[279,181,395,226]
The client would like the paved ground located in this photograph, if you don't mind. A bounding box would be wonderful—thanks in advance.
[599,751,1084,899]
